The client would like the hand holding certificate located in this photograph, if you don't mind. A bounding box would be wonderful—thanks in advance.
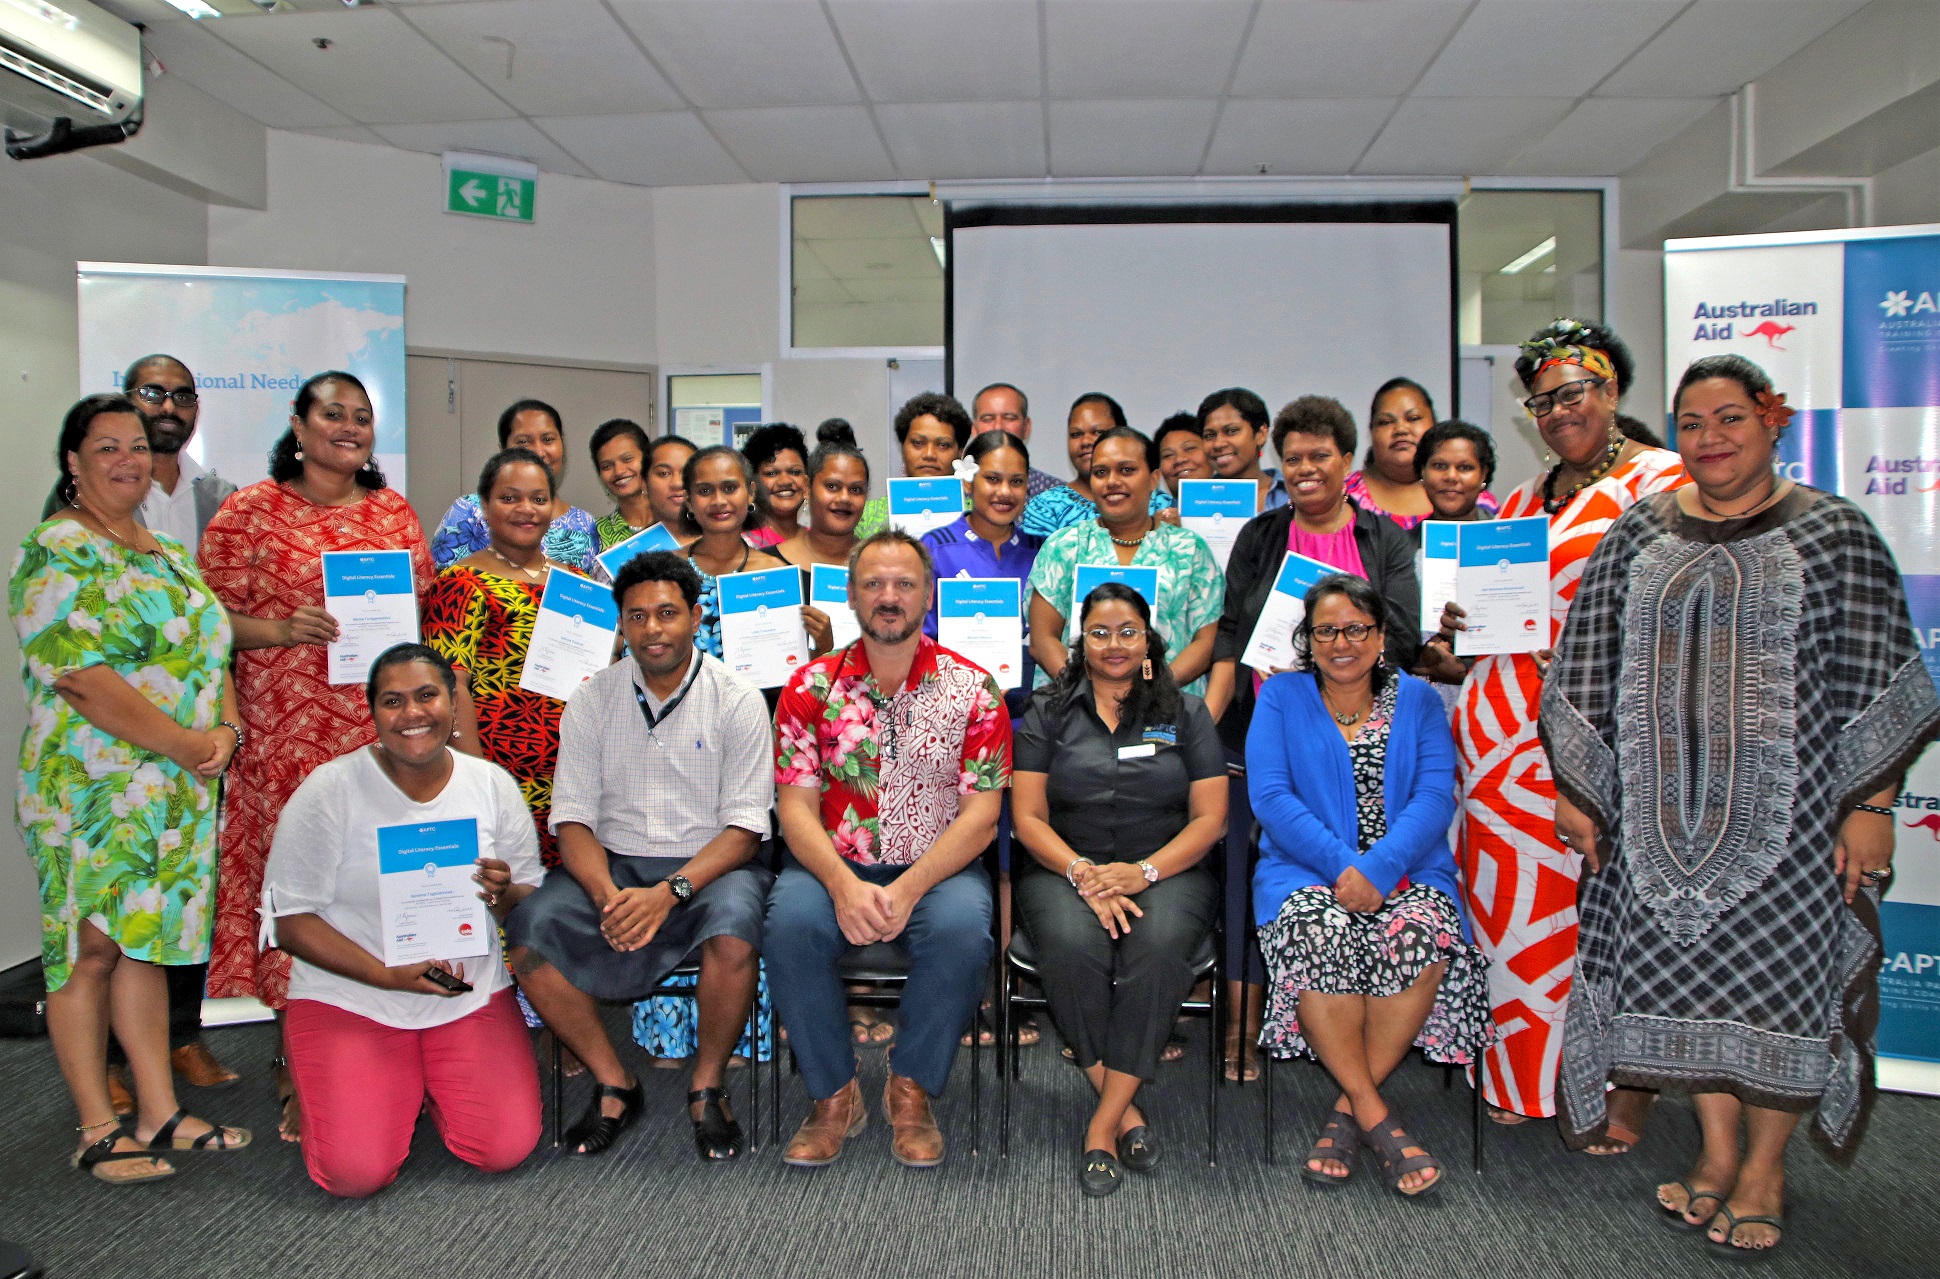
[810,563,861,650]
[1177,479,1256,570]
[322,549,419,686]
[718,567,809,687]
[519,570,621,701]
[377,818,489,966]
[887,476,965,538]
[938,578,1024,689]
[595,523,681,579]
[1239,553,1336,673]
[1452,516,1550,657]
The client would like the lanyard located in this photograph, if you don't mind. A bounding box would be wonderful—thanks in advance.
[633,655,704,739]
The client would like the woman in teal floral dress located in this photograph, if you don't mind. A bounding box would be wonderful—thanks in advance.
[13,394,249,1183]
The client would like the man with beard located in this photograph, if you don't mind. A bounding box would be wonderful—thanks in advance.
[505,552,774,1161]
[768,529,1011,1168]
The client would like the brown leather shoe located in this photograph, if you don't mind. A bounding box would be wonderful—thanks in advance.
[782,1078,865,1167]
[171,1041,241,1089]
[883,1073,943,1168]
[106,1065,134,1116]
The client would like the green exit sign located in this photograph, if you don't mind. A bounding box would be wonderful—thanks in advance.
[445,166,535,223]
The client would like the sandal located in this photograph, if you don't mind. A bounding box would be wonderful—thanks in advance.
[1584,1091,1655,1155]
[1300,1108,1359,1188]
[1707,1206,1786,1263]
[688,1086,744,1161]
[148,1107,250,1151]
[959,1003,997,1048]
[1656,1178,1728,1232]
[850,1010,895,1047]
[564,1079,644,1157]
[1159,1032,1187,1064]
[71,1120,174,1185]
[1359,1112,1442,1198]
[1015,1014,1041,1048]
[1079,1148,1123,1198]
[272,1055,301,1144]
[1486,1104,1529,1126]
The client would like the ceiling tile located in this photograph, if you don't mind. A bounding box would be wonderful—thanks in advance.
[704,105,897,181]
[1598,0,1874,97]
[400,0,687,117]
[371,118,595,177]
[1412,0,1687,98]
[1504,97,1717,175]
[1356,96,1576,174]
[827,1,1040,102]
[534,112,749,186]
[607,0,860,108]
[1044,0,1253,99]
[1047,99,1220,177]
[1203,98,1397,175]
[204,9,518,124]
[1232,1,1471,98]
[875,101,1046,178]
[142,19,353,130]
[291,125,390,145]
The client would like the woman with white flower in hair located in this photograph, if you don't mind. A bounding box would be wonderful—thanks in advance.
[11,393,247,1185]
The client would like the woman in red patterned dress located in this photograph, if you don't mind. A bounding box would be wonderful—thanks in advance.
[198,372,435,1141]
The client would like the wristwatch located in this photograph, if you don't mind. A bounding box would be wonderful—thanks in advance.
[665,874,694,905]
[1137,860,1159,885]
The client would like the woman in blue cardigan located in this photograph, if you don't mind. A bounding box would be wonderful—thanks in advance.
[1247,575,1491,1197]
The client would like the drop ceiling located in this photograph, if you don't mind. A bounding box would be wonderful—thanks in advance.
[102,0,1876,188]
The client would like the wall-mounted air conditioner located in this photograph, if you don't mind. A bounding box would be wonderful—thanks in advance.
[0,0,141,136]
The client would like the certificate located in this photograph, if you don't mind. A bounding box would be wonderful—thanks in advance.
[1454,516,1550,657]
[595,523,680,579]
[1177,479,1256,570]
[810,563,861,650]
[518,570,620,701]
[1071,562,1159,621]
[718,567,809,688]
[376,818,489,966]
[321,549,419,686]
[1239,553,1337,674]
[938,578,1025,690]
[887,476,965,538]
[1418,521,1460,634]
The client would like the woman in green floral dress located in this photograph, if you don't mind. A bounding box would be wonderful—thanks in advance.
[12,394,248,1183]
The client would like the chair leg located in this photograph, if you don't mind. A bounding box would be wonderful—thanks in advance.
[970,1002,981,1157]
[1000,962,1013,1158]
[1472,1047,1486,1176]
[1264,1041,1275,1165]
[550,1031,563,1150]
[746,1003,760,1153]
[1207,954,1222,1168]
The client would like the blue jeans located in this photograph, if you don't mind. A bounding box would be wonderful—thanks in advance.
[764,855,993,1100]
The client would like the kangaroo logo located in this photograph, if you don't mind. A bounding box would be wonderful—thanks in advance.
[1906,813,1940,840]
[1743,321,1796,349]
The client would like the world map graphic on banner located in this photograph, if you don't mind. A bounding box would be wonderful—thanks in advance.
[77,265,408,494]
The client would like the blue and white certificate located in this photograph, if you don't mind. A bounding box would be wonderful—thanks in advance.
[938,578,1025,690]
[321,549,419,686]
[718,567,809,688]
[1177,479,1256,570]
[594,523,681,579]
[1454,516,1550,657]
[809,563,861,650]
[518,570,620,701]
[1071,563,1159,624]
[887,476,965,538]
[1418,521,1461,634]
[376,818,488,966]
[1240,552,1337,674]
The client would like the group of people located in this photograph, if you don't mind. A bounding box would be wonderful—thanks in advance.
[15,320,1933,1258]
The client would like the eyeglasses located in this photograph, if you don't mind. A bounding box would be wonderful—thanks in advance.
[1522,377,1604,419]
[1083,625,1146,646]
[1310,623,1378,643]
[132,384,199,408]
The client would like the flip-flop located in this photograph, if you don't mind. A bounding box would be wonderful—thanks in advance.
[1655,1178,1728,1232]
[1486,1104,1530,1127]
[1707,1205,1786,1263]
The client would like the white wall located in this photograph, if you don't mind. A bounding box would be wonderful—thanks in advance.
[0,154,210,968]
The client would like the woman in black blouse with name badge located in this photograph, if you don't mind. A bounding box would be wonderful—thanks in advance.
[1013,584,1228,1197]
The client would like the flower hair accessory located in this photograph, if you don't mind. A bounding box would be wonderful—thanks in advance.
[1754,389,1795,433]
[951,456,979,483]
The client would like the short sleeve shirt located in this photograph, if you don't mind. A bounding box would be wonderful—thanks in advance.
[1014,687,1226,861]
[774,636,1012,867]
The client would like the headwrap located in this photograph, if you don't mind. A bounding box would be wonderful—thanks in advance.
[1520,320,1617,385]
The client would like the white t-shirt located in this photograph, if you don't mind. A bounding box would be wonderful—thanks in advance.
[264,747,542,1030]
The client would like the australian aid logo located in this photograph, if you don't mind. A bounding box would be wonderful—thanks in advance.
[1688,297,1819,345]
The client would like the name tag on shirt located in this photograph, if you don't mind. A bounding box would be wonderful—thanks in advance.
[1118,743,1157,760]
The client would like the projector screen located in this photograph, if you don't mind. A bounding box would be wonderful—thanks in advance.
[947,204,1456,481]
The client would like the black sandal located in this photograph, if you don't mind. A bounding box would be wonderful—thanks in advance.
[148,1107,250,1151]
[564,1080,643,1157]
[1301,1108,1359,1187]
[71,1120,174,1184]
[688,1086,744,1161]
[1656,1178,1728,1232]
[1707,1206,1786,1263]
[1360,1112,1442,1198]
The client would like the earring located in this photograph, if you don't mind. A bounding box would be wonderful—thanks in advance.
[294,450,304,460]
[1141,658,1154,680]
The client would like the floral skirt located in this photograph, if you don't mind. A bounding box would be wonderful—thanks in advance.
[1258,884,1494,1065]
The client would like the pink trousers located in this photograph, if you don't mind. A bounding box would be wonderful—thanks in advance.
[285,987,541,1198]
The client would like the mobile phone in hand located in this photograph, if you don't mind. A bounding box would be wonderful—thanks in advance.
[422,966,473,994]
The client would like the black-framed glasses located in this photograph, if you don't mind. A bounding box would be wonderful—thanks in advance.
[1311,623,1378,643]
[1083,625,1145,646]
[132,384,199,408]
[1522,377,1604,419]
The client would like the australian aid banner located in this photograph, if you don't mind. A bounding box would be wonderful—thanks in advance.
[1666,224,1940,1094]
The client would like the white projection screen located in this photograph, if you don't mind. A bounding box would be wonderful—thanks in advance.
[947,204,1456,480]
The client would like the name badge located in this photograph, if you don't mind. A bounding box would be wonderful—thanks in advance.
[1117,743,1157,760]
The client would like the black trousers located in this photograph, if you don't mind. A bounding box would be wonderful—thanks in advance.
[1015,862,1217,1082]
[107,962,207,1065]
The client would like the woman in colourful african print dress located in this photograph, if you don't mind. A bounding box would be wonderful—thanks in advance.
[199,372,435,1141]
[1439,321,1687,1140]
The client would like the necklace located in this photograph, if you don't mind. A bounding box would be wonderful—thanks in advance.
[488,544,547,581]
[1105,517,1152,548]
[1696,477,1785,521]
[1320,681,1368,726]
[72,495,144,552]
[1541,429,1625,515]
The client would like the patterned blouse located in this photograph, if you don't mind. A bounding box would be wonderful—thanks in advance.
[1346,678,1400,853]
[431,493,603,579]
[774,635,1011,867]
[1019,484,1173,540]
[1343,470,1499,532]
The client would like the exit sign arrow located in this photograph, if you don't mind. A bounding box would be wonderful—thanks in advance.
[442,152,537,224]
[456,177,487,208]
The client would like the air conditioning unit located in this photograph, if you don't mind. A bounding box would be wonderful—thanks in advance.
[0,0,142,134]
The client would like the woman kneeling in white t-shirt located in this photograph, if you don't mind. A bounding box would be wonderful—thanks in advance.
[264,643,545,1198]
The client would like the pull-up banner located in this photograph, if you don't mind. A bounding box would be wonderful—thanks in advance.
[1666,224,1940,1096]
[78,263,409,492]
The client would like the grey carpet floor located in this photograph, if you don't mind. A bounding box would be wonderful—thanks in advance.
[3,1016,1936,1279]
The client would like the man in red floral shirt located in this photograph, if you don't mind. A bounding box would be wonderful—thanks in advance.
[768,530,1011,1169]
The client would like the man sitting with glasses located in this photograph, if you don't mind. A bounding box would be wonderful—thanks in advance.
[767,529,1012,1169]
